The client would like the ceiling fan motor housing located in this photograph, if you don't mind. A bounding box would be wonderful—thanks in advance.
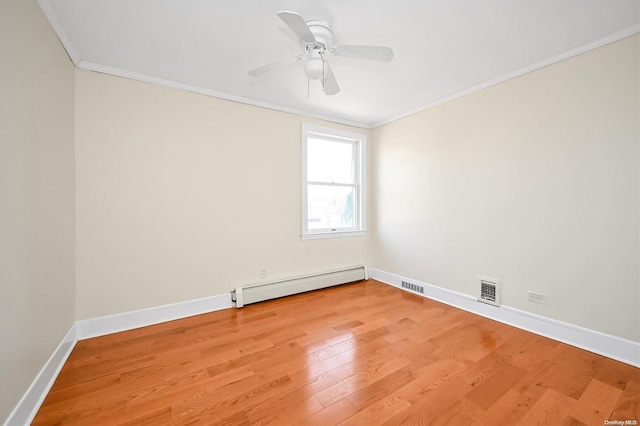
[306,20,333,48]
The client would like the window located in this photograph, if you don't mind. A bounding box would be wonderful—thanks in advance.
[301,123,366,239]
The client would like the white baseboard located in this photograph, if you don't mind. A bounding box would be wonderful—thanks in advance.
[76,293,233,340]
[4,324,78,426]
[4,292,232,426]
[369,268,640,367]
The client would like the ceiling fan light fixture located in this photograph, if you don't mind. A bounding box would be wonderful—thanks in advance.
[304,56,326,80]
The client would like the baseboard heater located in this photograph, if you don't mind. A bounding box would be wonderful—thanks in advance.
[232,266,366,308]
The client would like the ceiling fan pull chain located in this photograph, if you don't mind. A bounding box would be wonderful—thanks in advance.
[307,77,310,99]
[320,51,325,92]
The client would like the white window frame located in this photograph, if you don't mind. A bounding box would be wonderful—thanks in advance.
[301,123,367,240]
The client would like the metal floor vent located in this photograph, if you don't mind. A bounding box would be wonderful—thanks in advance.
[478,277,501,306]
[401,281,424,294]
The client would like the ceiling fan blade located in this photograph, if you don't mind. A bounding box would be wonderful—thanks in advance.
[332,45,394,62]
[277,11,316,45]
[248,54,302,77]
[322,62,340,96]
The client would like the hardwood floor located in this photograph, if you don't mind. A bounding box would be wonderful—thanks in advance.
[33,280,639,425]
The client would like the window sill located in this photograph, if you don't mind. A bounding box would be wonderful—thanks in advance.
[301,230,367,240]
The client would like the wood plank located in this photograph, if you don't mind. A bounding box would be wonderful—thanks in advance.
[432,398,485,426]
[315,352,411,407]
[610,376,640,421]
[568,379,623,425]
[252,395,324,425]
[470,389,536,426]
[464,362,527,410]
[338,394,411,426]
[382,376,474,425]
[303,398,359,426]
[518,387,578,425]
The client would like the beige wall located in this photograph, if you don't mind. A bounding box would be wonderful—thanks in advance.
[372,35,639,342]
[0,0,76,422]
[74,69,372,319]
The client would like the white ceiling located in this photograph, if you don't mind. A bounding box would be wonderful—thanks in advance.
[39,0,639,128]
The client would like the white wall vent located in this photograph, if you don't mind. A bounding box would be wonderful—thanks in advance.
[478,276,501,306]
[401,280,424,294]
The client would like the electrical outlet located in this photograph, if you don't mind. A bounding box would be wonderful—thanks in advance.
[528,291,547,305]
[259,267,267,279]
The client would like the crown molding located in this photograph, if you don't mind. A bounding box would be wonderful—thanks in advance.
[76,61,371,129]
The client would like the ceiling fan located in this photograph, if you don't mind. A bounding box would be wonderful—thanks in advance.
[248,11,394,96]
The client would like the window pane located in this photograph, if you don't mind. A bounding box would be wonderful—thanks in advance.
[307,185,355,230]
[307,138,354,184]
